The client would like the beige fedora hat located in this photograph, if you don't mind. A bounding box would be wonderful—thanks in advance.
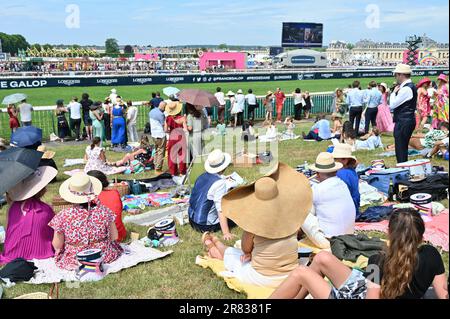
[222,163,312,239]
[393,63,412,74]
[37,145,55,160]
[332,143,357,161]
[165,101,183,116]
[8,166,58,202]
[59,172,102,204]
[204,149,232,174]
[309,152,343,173]
[226,91,235,97]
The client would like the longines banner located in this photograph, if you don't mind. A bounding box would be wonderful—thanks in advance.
[0,69,448,89]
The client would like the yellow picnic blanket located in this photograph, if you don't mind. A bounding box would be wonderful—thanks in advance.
[196,239,370,299]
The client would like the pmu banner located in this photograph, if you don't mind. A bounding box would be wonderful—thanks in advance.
[0,69,448,89]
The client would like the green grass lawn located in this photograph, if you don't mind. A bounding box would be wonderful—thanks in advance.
[0,76,424,106]
[0,122,448,299]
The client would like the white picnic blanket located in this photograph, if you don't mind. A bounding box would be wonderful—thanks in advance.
[63,159,85,167]
[26,242,172,284]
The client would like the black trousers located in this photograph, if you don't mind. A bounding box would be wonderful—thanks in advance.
[349,106,363,134]
[364,107,378,133]
[394,118,416,163]
[294,103,303,120]
[71,118,82,139]
[189,218,236,233]
[247,104,257,121]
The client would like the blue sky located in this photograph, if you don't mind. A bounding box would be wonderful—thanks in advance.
[0,0,448,46]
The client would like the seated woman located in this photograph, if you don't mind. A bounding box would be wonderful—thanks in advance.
[0,166,58,264]
[282,117,296,139]
[355,128,383,151]
[331,113,343,137]
[270,208,448,299]
[339,121,357,147]
[302,114,331,141]
[332,143,360,219]
[202,163,312,288]
[385,122,449,152]
[86,170,127,242]
[49,172,123,270]
[84,137,126,175]
[259,121,278,142]
[242,120,259,142]
[112,135,154,167]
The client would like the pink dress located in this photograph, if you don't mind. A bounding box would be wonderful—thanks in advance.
[376,93,394,133]
[0,198,55,264]
[48,202,123,270]
[417,88,431,118]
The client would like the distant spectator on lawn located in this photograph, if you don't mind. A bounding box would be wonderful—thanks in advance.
[18,98,33,126]
[274,88,286,123]
[302,114,331,141]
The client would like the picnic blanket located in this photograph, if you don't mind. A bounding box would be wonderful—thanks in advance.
[378,149,428,157]
[63,159,85,167]
[26,242,172,284]
[355,210,449,252]
[122,192,189,211]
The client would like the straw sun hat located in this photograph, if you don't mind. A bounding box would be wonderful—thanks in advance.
[165,101,183,116]
[204,149,232,174]
[226,91,235,97]
[37,145,55,160]
[393,63,412,74]
[309,152,343,173]
[332,143,357,161]
[222,163,312,239]
[8,166,58,202]
[59,172,102,204]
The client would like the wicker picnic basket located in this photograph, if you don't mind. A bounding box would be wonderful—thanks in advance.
[105,179,130,197]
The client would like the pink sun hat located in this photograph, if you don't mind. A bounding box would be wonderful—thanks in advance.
[416,77,432,88]
[437,74,448,83]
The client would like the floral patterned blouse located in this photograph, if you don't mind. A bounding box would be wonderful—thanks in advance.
[48,201,123,270]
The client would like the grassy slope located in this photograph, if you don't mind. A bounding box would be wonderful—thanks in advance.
[0,122,447,299]
[0,76,424,106]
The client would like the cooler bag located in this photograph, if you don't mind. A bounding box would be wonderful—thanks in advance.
[366,168,410,195]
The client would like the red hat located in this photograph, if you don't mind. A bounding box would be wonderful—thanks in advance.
[438,74,448,83]
[416,77,431,88]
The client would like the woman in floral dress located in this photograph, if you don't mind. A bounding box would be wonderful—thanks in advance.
[416,78,432,131]
[84,137,126,175]
[49,173,123,270]
[432,74,449,129]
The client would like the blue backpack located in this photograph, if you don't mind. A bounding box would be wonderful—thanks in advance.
[366,168,410,195]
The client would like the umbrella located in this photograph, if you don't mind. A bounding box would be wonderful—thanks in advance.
[163,87,180,97]
[178,89,220,108]
[10,126,43,148]
[1,93,28,105]
[0,148,43,195]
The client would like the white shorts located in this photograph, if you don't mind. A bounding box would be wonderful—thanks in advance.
[222,248,288,289]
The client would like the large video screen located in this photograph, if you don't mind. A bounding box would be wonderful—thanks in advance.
[282,22,323,48]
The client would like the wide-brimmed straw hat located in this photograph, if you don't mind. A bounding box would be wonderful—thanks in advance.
[417,77,431,88]
[266,91,273,96]
[59,172,102,204]
[393,64,412,74]
[8,166,58,202]
[37,145,55,160]
[237,89,243,94]
[438,74,448,83]
[309,152,343,173]
[111,88,117,93]
[332,143,357,161]
[226,91,235,97]
[204,149,232,174]
[165,101,183,116]
[379,83,389,92]
[222,163,312,239]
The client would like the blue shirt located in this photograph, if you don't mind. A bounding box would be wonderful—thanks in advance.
[337,168,360,218]
[346,88,365,108]
[364,88,383,108]
[149,107,165,139]
[311,119,332,140]
[150,97,163,109]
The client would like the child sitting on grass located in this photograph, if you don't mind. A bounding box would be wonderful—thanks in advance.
[216,119,227,136]
[355,128,383,151]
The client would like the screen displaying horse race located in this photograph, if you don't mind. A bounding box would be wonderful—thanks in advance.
[282,22,324,48]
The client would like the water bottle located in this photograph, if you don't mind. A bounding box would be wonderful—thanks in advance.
[131,179,141,195]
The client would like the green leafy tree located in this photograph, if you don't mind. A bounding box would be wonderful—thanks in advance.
[0,32,29,55]
[105,38,120,55]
